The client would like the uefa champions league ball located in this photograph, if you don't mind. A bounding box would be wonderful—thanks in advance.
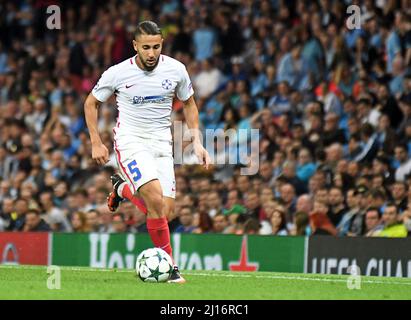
[135,248,173,283]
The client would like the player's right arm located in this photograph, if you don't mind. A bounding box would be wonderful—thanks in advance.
[84,66,116,165]
[84,93,109,165]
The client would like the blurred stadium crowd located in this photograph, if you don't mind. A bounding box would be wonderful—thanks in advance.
[0,0,411,237]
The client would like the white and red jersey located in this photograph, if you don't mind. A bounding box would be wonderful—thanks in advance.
[92,54,194,142]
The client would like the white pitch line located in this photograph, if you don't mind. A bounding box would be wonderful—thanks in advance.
[1,265,411,286]
[183,272,411,286]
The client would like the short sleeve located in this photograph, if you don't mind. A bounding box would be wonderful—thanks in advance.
[92,67,116,102]
[176,64,194,102]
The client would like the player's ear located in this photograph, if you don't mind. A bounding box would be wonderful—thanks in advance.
[132,40,138,51]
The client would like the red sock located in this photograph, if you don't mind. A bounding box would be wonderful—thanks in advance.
[121,184,147,214]
[146,216,173,263]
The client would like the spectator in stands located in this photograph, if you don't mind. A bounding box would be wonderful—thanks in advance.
[22,209,51,232]
[364,207,384,237]
[348,185,369,236]
[290,211,310,236]
[374,203,408,237]
[244,191,264,221]
[394,144,411,182]
[296,148,317,184]
[327,187,347,227]
[270,208,288,236]
[206,190,224,218]
[112,212,135,233]
[391,182,408,213]
[243,218,261,235]
[39,190,71,232]
[295,194,313,216]
[175,205,196,234]
[309,200,337,236]
[71,211,90,233]
[211,213,229,234]
[87,209,101,232]
[0,0,411,239]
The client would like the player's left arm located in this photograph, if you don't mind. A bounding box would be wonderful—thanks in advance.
[182,95,211,169]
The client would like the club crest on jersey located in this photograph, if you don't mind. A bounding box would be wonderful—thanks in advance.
[162,79,172,90]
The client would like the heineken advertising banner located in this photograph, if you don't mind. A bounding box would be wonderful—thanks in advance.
[307,236,411,278]
[51,233,305,272]
[2,232,410,278]
[0,232,49,265]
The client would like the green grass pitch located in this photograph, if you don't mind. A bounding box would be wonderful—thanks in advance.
[0,265,410,300]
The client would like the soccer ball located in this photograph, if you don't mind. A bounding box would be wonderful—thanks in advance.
[135,248,173,283]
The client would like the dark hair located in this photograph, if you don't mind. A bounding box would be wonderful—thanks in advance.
[135,21,162,39]
[366,207,381,218]
[394,143,408,152]
[72,188,88,197]
[369,188,387,200]
[384,202,398,213]
[349,133,361,143]
[272,208,287,231]
[243,218,261,234]
[87,208,100,215]
[180,205,193,213]
[360,123,374,138]
[27,209,41,216]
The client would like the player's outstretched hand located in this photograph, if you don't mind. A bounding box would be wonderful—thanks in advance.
[193,142,211,170]
[92,143,109,165]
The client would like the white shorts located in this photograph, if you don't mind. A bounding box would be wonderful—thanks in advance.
[112,133,176,199]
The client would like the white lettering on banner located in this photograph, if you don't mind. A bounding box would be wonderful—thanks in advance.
[311,257,411,278]
[90,233,138,269]
[337,258,349,274]
[187,253,202,270]
[378,259,383,277]
[311,258,358,275]
[90,233,109,268]
[204,255,223,270]
[386,260,392,276]
[311,258,317,273]
[125,234,135,269]
[88,233,224,270]
[172,233,181,267]
[1,243,19,265]
[366,258,378,276]
[326,258,337,274]
[108,252,124,269]
[320,258,325,274]
[396,261,403,278]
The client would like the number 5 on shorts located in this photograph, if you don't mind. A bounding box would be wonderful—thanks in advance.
[127,160,142,182]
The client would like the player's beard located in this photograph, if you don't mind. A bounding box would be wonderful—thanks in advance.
[138,51,160,71]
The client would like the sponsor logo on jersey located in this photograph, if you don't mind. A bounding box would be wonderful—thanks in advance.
[132,95,167,104]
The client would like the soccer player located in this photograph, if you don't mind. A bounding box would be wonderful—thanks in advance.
[84,21,210,283]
